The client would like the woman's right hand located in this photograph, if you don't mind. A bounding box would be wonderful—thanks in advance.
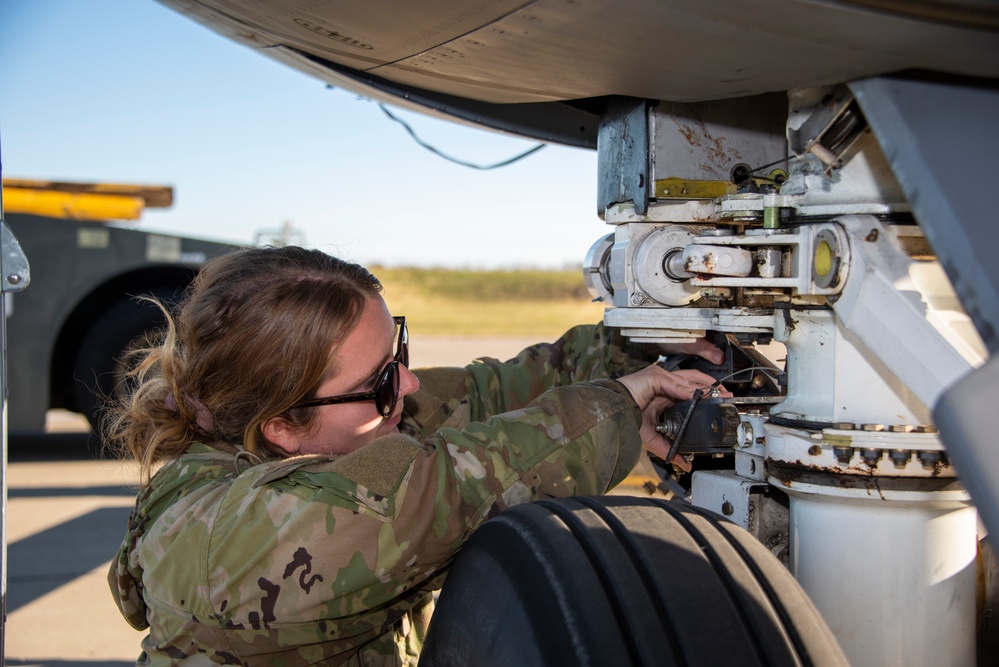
[616,365,723,460]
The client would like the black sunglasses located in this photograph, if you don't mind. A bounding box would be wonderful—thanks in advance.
[292,316,409,417]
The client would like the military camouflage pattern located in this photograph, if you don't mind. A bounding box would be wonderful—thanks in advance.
[109,324,656,665]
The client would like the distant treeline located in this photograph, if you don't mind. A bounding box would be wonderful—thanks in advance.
[371,266,592,302]
[370,266,602,336]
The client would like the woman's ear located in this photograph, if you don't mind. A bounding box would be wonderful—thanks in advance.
[261,416,302,456]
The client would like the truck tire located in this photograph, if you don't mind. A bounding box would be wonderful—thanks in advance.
[72,294,171,432]
[420,495,846,667]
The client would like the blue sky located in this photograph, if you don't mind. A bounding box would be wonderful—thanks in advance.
[0,0,602,269]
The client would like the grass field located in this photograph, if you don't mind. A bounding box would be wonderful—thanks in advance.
[373,266,606,338]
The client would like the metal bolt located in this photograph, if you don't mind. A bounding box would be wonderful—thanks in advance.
[807,444,822,456]
[914,425,939,434]
[890,425,914,433]
[889,450,912,468]
[917,451,943,469]
[833,422,856,430]
[833,446,855,464]
[630,292,648,306]
[861,423,885,432]
[657,413,683,439]
[6,274,21,285]
[865,229,879,242]
[643,481,657,495]
[860,448,883,467]
[722,501,734,516]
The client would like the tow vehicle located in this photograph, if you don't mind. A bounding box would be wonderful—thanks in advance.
[2,178,237,434]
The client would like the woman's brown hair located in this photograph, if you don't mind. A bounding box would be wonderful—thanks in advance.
[105,246,382,477]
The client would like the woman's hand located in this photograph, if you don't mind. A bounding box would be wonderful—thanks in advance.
[648,337,725,365]
[616,366,723,460]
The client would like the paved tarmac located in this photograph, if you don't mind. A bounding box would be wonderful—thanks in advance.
[0,336,658,665]
[5,439,143,666]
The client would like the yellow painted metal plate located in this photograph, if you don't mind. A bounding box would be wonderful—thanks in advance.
[654,178,734,200]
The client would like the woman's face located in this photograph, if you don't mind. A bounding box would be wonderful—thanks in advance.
[265,294,420,456]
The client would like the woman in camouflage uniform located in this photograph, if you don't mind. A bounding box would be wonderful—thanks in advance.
[107,245,720,666]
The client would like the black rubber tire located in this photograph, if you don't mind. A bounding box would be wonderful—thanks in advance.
[72,295,171,431]
[420,496,846,667]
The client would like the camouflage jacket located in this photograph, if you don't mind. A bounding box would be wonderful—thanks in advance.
[109,324,655,666]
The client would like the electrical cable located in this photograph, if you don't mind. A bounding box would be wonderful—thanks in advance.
[748,156,790,175]
[379,104,547,170]
[709,364,783,388]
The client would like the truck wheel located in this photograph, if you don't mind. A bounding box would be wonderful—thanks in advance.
[72,295,171,432]
[420,496,846,667]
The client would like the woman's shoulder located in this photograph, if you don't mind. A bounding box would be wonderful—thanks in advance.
[143,435,429,528]
[147,440,247,488]
[132,442,245,524]
[236,434,426,520]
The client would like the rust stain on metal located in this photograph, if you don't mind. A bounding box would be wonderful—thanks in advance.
[707,146,727,164]
[677,123,701,148]
[931,459,949,477]
[781,308,797,335]
[686,251,716,273]
[769,460,883,489]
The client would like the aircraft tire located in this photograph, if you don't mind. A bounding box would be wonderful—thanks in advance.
[420,495,846,667]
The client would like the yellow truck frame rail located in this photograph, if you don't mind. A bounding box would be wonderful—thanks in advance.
[2,178,173,221]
